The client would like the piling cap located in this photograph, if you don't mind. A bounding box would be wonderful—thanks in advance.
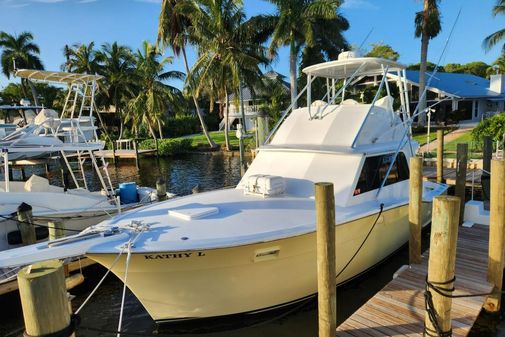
[17,202,32,212]
[156,177,166,185]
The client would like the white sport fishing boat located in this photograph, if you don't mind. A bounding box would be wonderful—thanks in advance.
[0,54,447,322]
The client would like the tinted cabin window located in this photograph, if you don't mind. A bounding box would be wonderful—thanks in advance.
[354,152,409,196]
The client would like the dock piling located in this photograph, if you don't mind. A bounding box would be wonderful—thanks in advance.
[485,159,505,312]
[133,139,139,170]
[17,202,36,245]
[455,143,468,225]
[482,136,492,201]
[425,196,460,336]
[156,177,167,201]
[48,221,65,241]
[315,182,336,337]
[436,129,444,183]
[409,156,423,264]
[18,260,73,337]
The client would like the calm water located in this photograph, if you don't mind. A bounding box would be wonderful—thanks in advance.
[0,154,502,336]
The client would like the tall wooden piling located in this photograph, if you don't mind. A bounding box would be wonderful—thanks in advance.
[436,129,444,183]
[156,177,167,201]
[17,202,36,245]
[256,112,269,146]
[18,260,71,337]
[315,182,336,337]
[455,143,468,225]
[409,156,423,264]
[482,136,492,202]
[48,221,65,241]
[424,196,460,336]
[133,139,139,170]
[485,159,505,312]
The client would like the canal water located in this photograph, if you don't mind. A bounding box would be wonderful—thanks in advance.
[0,153,503,336]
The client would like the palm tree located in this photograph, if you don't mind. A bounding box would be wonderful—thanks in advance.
[96,42,136,138]
[483,0,505,53]
[186,0,268,150]
[126,41,184,139]
[157,0,216,148]
[414,0,442,126]
[259,0,344,108]
[487,55,505,77]
[62,42,102,74]
[0,31,44,105]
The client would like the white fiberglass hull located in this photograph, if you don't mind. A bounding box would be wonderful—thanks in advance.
[89,202,432,322]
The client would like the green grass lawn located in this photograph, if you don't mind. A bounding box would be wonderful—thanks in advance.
[412,132,438,146]
[411,127,458,146]
[422,130,482,159]
[179,131,255,149]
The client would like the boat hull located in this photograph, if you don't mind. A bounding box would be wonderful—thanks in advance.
[89,202,432,321]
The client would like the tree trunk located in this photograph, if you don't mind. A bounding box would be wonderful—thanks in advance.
[26,80,40,107]
[418,34,429,126]
[182,47,216,148]
[418,1,430,127]
[289,37,298,109]
[20,79,29,102]
[157,119,164,139]
[224,88,231,151]
[148,124,157,140]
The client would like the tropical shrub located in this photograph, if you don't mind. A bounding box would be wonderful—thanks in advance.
[162,114,219,138]
[138,138,192,156]
[471,113,505,146]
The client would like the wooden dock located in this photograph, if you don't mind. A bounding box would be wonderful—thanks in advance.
[336,224,492,337]
[97,149,157,159]
[423,167,483,187]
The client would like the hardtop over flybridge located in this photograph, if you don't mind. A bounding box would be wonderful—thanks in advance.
[0,53,448,322]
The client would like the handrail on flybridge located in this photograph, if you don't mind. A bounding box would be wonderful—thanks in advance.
[263,57,411,146]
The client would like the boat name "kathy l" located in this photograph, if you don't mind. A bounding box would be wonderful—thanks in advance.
[144,252,206,259]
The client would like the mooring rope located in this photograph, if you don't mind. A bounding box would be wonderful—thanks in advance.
[117,239,134,337]
[424,275,503,337]
[335,203,384,279]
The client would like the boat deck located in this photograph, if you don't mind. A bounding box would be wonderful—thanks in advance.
[336,224,492,337]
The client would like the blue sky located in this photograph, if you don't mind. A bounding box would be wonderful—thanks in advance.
[0,0,503,89]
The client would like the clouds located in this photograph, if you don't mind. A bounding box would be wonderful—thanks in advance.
[341,0,378,10]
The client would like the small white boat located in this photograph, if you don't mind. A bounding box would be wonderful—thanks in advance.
[0,54,447,322]
[0,69,172,253]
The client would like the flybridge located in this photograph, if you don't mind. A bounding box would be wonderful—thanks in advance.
[265,52,413,151]
[265,52,410,148]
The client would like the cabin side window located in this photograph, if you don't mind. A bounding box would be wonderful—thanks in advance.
[353,152,409,196]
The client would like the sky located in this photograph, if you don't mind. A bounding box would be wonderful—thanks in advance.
[0,0,503,90]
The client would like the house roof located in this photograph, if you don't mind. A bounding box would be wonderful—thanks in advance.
[403,70,505,99]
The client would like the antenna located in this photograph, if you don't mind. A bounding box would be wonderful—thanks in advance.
[358,28,374,51]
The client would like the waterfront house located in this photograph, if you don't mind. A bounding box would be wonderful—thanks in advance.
[389,71,505,123]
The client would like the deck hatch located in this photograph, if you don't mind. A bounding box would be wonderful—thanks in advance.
[168,206,219,221]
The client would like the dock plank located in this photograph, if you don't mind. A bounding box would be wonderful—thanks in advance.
[336,224,492,337]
